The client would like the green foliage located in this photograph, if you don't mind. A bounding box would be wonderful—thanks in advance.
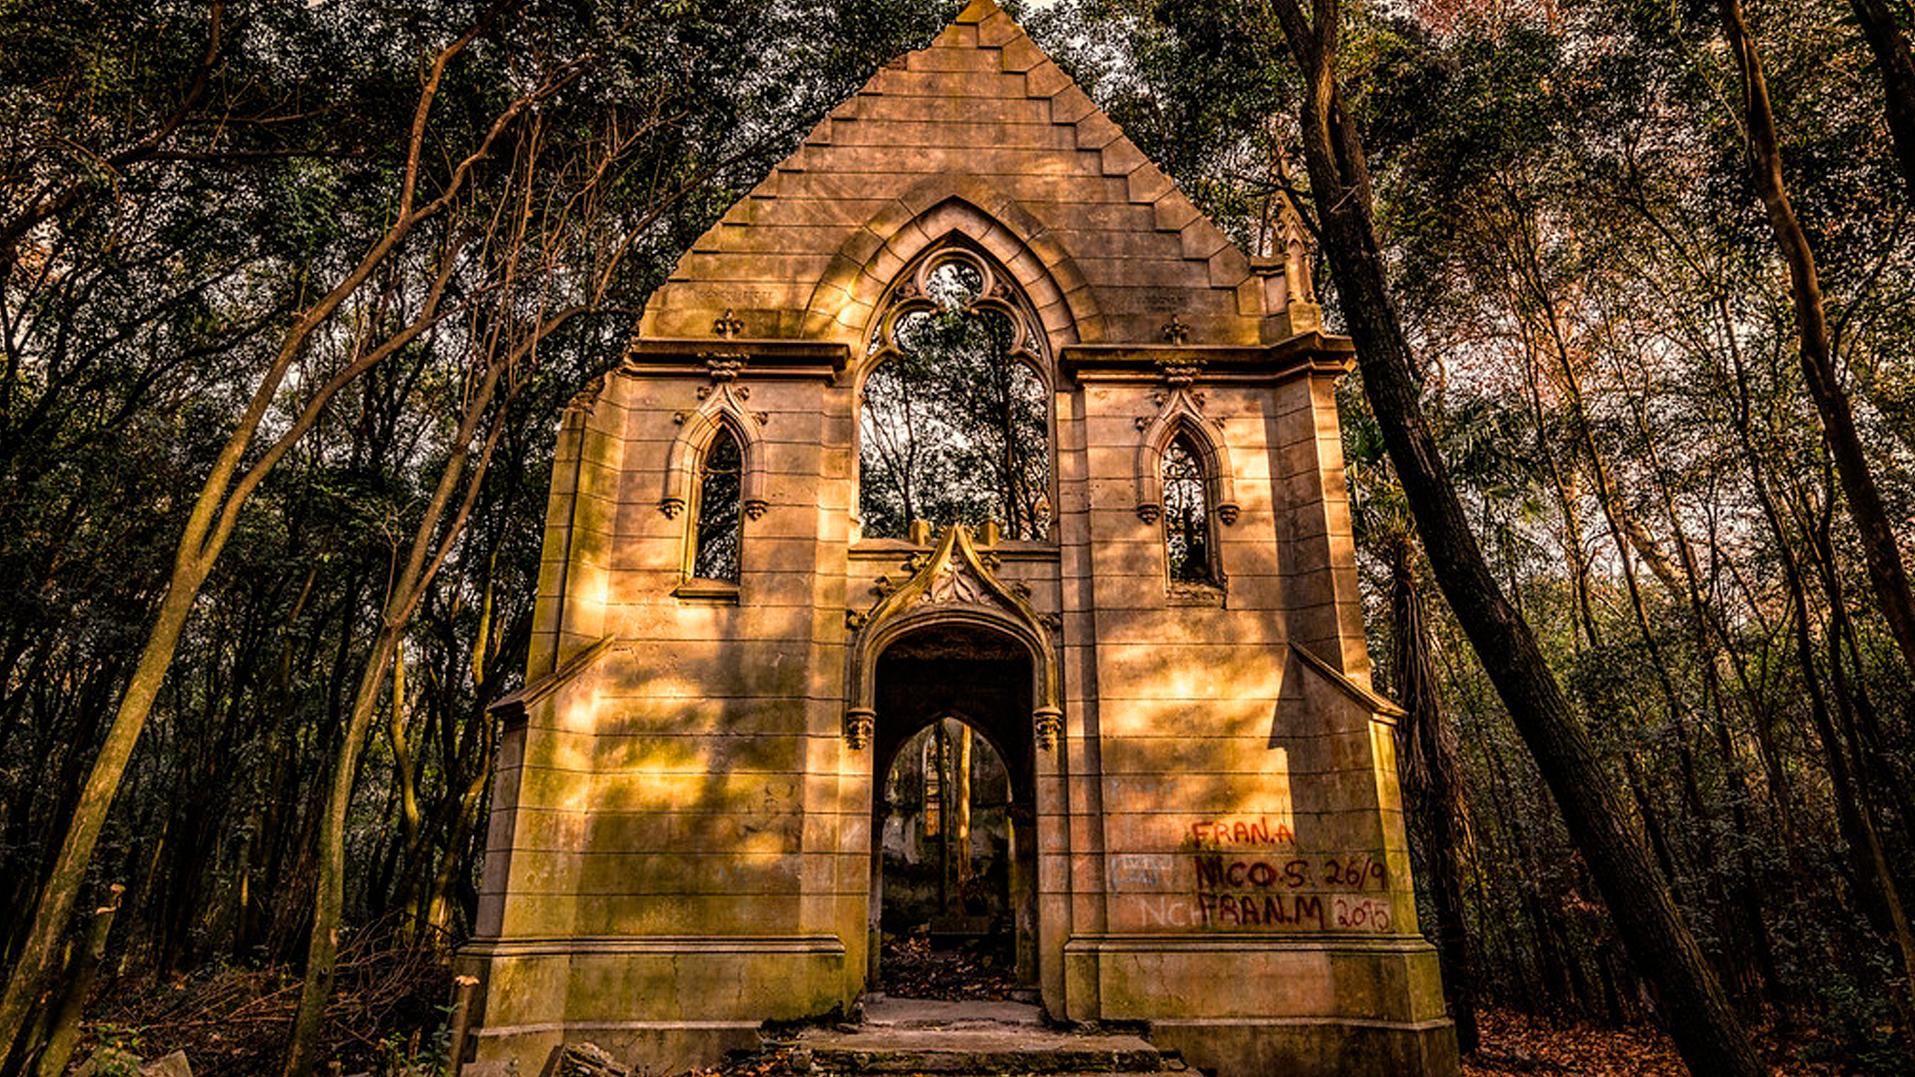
[0,0,947,992]
[1030,0,1915,1061]
[3,0,1914,1068]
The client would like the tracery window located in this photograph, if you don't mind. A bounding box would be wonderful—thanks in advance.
[1162,434,1214,584]
[859,247,1051,541]
[692,428,743,582]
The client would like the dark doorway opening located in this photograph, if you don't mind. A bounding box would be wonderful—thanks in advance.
[868,624,1038,1002]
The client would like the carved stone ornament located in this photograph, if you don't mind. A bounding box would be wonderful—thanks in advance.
[844,708,876,751]
[659,380,770,519]
[702,354,746,383]
[1155,352,1204,388]
[841,524,1064,752]
[1033,706,1063,751]
[1134,386,1240,527]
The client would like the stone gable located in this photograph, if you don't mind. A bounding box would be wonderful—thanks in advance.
[637,0,1275,347]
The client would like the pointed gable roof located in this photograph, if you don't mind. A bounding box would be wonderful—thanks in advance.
[636,0,1283,349]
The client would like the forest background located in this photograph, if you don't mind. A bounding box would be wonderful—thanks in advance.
[2,0,1913,1073]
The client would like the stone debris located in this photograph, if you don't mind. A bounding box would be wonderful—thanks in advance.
[73,1046,142,1077]
[554,1042,635,1077]
[72,1047,194,1077]
[142,1052,194,1077]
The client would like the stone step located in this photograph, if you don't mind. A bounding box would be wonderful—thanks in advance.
[788,1026,1166,1074]
[766,998,1172,1076]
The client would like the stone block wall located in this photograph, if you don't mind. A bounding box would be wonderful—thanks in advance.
[459,2,1456,1074]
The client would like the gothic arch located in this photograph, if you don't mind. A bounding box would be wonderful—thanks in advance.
[855,237,1052,388]
[802,176,1104,346]
[1133,388,1239,526]
[659,381,769,521]
[851,235,1061,544]
[843,525,1062,753]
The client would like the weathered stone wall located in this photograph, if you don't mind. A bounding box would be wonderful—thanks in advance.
[459,2,1456,1075]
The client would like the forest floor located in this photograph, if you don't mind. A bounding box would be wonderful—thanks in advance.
[67,937,1882,1077]
[1461,1007,1867,1076]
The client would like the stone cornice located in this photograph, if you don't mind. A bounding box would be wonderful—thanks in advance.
[1290,642,1407,722]
[620,337,851,379]
[1059,331,1355,385]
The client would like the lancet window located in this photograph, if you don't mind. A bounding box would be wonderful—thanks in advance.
[858,247,1051,541]
[1162,433,1214,585]
[691,427,743,582]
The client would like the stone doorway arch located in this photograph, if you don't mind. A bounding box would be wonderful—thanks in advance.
[867,633,1040,997]
[842,524,1062,753]
[844,525,1059,1001]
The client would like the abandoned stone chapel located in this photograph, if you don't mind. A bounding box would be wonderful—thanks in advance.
[457,2,1459,1074]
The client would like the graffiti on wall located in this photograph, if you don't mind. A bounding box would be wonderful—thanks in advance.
[1122,815,1395,932]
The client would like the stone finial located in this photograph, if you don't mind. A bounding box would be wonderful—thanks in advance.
[1277,195,1322,333]
[1160,313,1190,346]
[712,308,744,340]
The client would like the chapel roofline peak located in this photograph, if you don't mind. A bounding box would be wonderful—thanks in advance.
[954,0,1004,26]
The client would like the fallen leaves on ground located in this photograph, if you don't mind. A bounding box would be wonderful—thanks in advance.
[877,934,1020,1002]
[78,923,451,1077]
[1465,1008,1866,1076]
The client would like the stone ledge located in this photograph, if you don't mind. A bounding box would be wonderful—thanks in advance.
[462,933,847,957]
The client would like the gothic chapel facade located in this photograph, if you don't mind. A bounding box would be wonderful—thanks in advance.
[459,3,1458,1074]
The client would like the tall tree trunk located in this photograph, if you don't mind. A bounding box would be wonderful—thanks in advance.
[1849,0,1915,194]
[1716,277,1915,1004]
[1388,539,1478,1053]
[953,724,973,887]
[0,16,516,1051]
[1262,2,1765,1071]
[1716,0,1915,682]
[283,351,518,1077]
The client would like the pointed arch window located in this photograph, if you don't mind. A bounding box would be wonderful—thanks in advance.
[692,428,743,582]
[1162,434,1215,585]
[858,246,1052,542]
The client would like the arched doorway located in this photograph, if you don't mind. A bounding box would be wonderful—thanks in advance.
[867,623,1039,1000]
